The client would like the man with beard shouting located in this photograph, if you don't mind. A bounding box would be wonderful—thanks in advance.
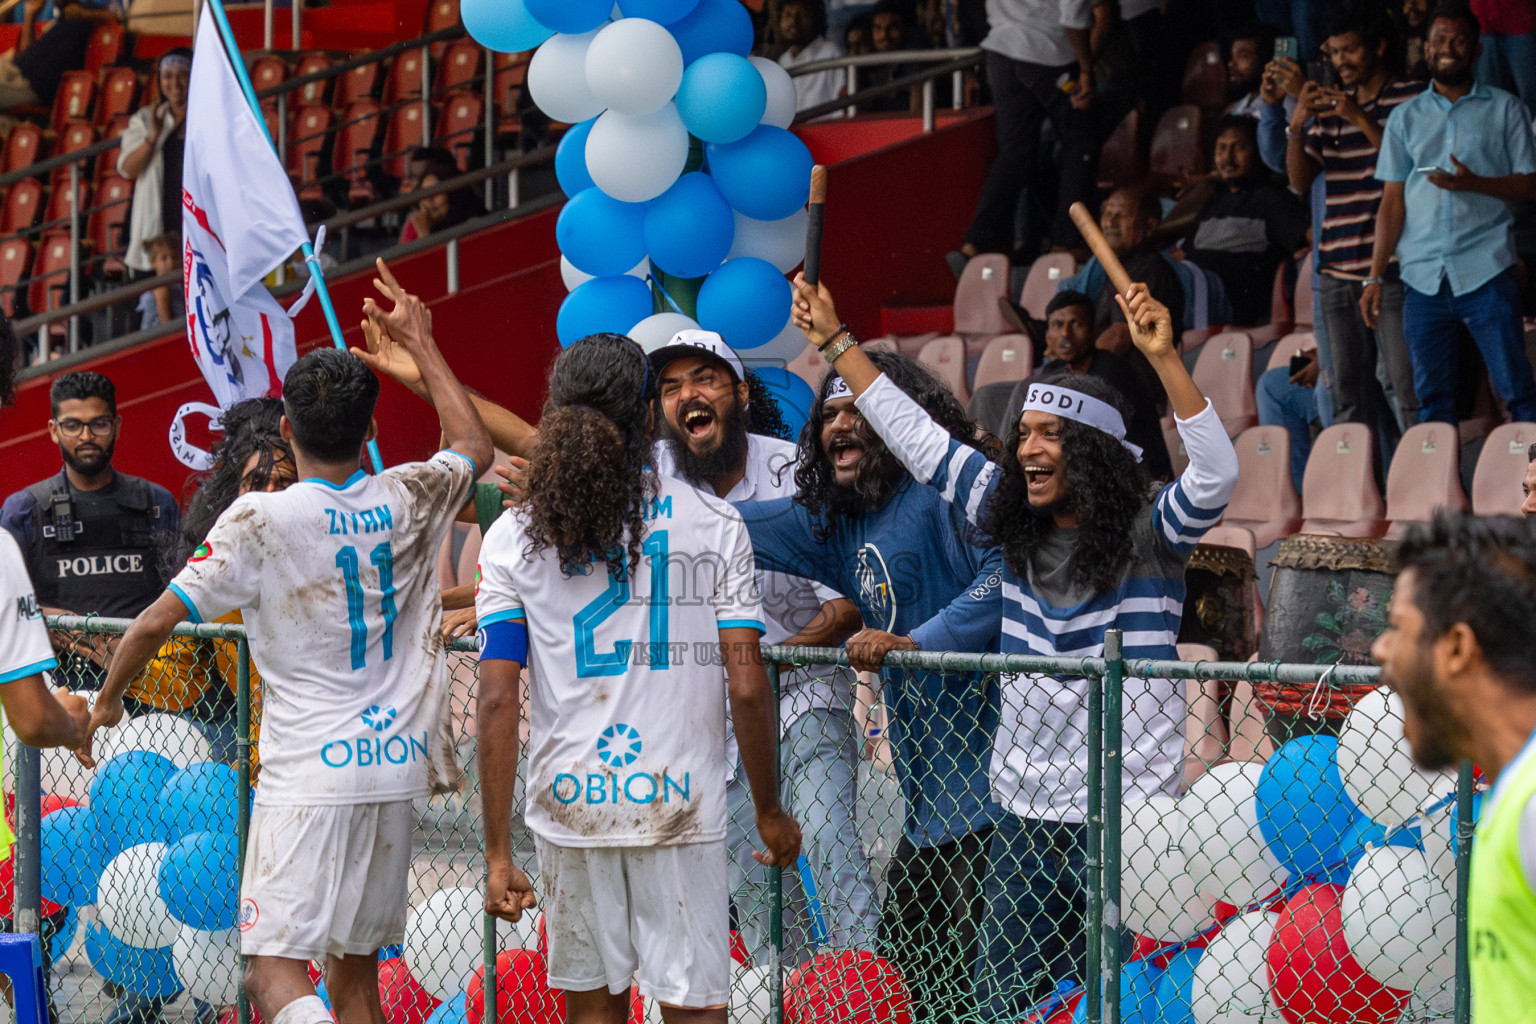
[1371,513,1536,1019]
[789,276,1237,1018]
[351,322,881,965]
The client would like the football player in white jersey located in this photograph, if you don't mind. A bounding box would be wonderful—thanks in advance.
[475,333,800,1024]
[79,263,491,1024]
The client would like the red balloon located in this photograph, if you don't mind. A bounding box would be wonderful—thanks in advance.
[627,987,644,1024]
[729,929,749,966]
[40,795,78,817]
[1267,883,1410,1024]
[467,949,565,1024]
[0,854,63,917]
[379,958,440,1024]
[785,950,913,1024]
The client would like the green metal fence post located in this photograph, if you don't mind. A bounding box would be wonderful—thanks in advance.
[1086,653,1104,1024]
[237,636,252,1024]
[768,660,783,1024]
[1454,759,1474,1024]
[483,911,498,1024]
[1102,629,1124,1024]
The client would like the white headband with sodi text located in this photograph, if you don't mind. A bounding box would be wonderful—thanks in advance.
[823,376,852,403]
[1019,382,1143,462]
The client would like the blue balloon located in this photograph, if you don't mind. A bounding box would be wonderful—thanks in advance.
[643,172,734,279]
[555,119,597,196]
[748,366,814,439]
[158,762,239,844]
[424,993,469,1024]
[84,922,181,997]
[1341,809,1420,873]
[696,257,791,350]
[1153,947,1202,1024]
[461,0,553,53]
[42,805,108,907]
[557,276,655,347]
[158,831,240,930]
[616,0,700,23]
[91,751,177,852]
[380,944,404,960]
[557,188,648,277]
[667,0,753,65]
[1070,959,1162,1024]
[705,126,814,221]
[1256,735,1360,883]
[675,53,767,143]
[524,0,609,34]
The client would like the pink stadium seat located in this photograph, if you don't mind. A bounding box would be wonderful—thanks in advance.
[1221,426,1303,547]
[972,334,1032,392]
[1300,424,1385,537]
[1096,108,1144,191]
[1245,263,1294,348]
[1018,252,1076,321]
[918,335,969,402]
[1265,331,1316,373]
[1472,423,1536,517]
[953,252,1010,342]
[1180,325,1218,355]
[1384,423,1467,538]
[1191,331,1257,437]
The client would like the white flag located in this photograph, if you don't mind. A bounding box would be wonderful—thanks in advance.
[179,4,309,420]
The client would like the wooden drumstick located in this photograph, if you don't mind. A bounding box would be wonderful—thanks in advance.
[803,165,828,286]
[1068,201,1134,298]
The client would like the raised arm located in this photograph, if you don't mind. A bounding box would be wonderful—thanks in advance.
[78,589,188,766]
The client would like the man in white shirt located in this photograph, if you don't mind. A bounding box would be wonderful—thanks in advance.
[778,0,847,116]
[78,264,492,1024]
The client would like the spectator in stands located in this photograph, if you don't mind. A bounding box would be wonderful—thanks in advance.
[397,171,483,245]
[778,0,846,115]
[951,0,1095,267]
[1257,347,1322,493]
[119,49,192,277]
[862,2,924,112]
[1281,6,1423,467]
[1521,442,1536,517]
[136,233,184,332]
[1226,21,1280,118]
[1058,186,1186,350]
[1175,116,1307,326]
[845,13,872,55]
[1362,2,1536,426]
[0,0,118,111]
[1473,0,1535,116]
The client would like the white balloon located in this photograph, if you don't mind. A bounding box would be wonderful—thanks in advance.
[404,888,536,1003]
[1179,762,1288,907]
[1341,845,1456,994]
[628,313,699,351]
[1189,910,1276,1024]
[1123,796,1220,942]
[528,30,606,124]
[586,104,689,202]
[730,965,774,1023]
[97,712,211,768]
[726,208,808,274]
[562,255,648,291]
[585,18,683,115]
[1338,687,1457,827]
[98,843,179,948]
[737,314,807,367]
[751,56,796,129]
[173,927,240,1004]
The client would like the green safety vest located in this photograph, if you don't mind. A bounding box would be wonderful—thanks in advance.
[1471,740,1536,1021]
[0,706,12,863]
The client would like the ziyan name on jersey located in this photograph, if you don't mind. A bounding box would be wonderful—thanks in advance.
[324,504,394,536]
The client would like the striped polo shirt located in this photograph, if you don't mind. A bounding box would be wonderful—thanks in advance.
[1306,78,1425,279]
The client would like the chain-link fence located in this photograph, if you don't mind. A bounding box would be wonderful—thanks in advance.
[9,618,1473,1024]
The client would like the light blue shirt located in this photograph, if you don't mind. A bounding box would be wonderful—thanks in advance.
[1376,81,1536,296]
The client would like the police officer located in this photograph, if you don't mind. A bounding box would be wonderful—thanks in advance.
[1,371,179,689]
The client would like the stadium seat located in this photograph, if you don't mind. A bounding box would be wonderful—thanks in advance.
[333,99,383,205]
[334,55,382,109]
[289,105,333,191]
[1384,423,1467,538]
[1292,252,1315,327]
[1150,105,1207,183]
[1221,426,1303,547]
[1180,325,1218,356]
[0,179,43,235]
[44,174,90,228]
[28,231,73,315]
[1180,41,1227,113]
[1018,252,1075,320]
[1191,331,1257,437]
[972,334,1032,391]
[382,103,427,179]
[435,39,483,95]
[249,54,287,97]
[54,120,94,159]
[385,50,427,107]
[93,66,137,129]
[2,124,43,174]
[918,335,969,402]
[1300,424,1385,537]
[51,71,94,134]
[1244,262,1294,349]
[435,92,483,170]
[492,51,530,137]
[84,20,124,78]
[1265,331,1316,373]
[1096,108,1144,192]
[293,52,334,107]
[86,173,132,260]
[0,239,30,316]
[1471,422,1536,516]
[426,0,461,58]
[954,252,1010,334]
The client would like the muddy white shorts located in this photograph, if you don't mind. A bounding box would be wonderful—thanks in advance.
[536,836,729,1008]
[240,800,414,960]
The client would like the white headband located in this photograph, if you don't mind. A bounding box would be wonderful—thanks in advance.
[823,376,852,404]
[160,54,192,72]
[1019,382,1143,462]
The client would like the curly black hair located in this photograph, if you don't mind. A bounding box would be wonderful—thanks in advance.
[744,370,792,441]
[984,371,1149,590]
[171,398,294,567]
[521,333,658,580]
[793,350,977,540]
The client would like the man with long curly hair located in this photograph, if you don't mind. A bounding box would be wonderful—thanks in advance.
[792,276,1238,1018]
[474,333,801,1024]
[734,350,1005,1024]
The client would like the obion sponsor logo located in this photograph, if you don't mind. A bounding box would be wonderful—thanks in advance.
[552,724,691,806]
[319,705,426,768]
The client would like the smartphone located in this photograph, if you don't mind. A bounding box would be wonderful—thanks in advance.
[1289,353,1312,378]
[1416,165,1453,176]
[1307,59,1339,89]
[1274,36,1299,63]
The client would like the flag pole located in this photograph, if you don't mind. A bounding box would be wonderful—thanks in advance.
[201,0,385,473]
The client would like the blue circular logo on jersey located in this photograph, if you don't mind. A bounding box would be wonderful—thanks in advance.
[361,705,397,731]
[596,724,642,768]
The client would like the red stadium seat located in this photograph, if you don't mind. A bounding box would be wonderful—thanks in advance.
[28,231,73,315]
[1180,41,1226,114]
[435,39,482,95]
[1300,424,1385,537]
[1384,423,1467,538]
[44,173,90,228]
[1096,108,1144,192]
[334,54,382,109]
[261,102,281,146]
[2,123,43,174]
[0,238,30,316]
[293,52,334,107]
[492,52,530,137]
[385,50,427,107]
[54,120,95,159]
[972,333,1032,392]
[1472,422,1536,517]
[93,66,138,129]
[289,105,333,187]
[381,102,427,179]
[249,54,287,97]
[1191,331,1257,437]
[333,99,382,205]
[435,91,482,170]
[918,335,969,403]
[1150,105,1207,183]
[51,71,94,134]
[1018,252,1076,320]
[86,173,132,260]
[84,20,124,78]
[1222,426,1303,547]
[1,179,43,235]
[426,0,461,58]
